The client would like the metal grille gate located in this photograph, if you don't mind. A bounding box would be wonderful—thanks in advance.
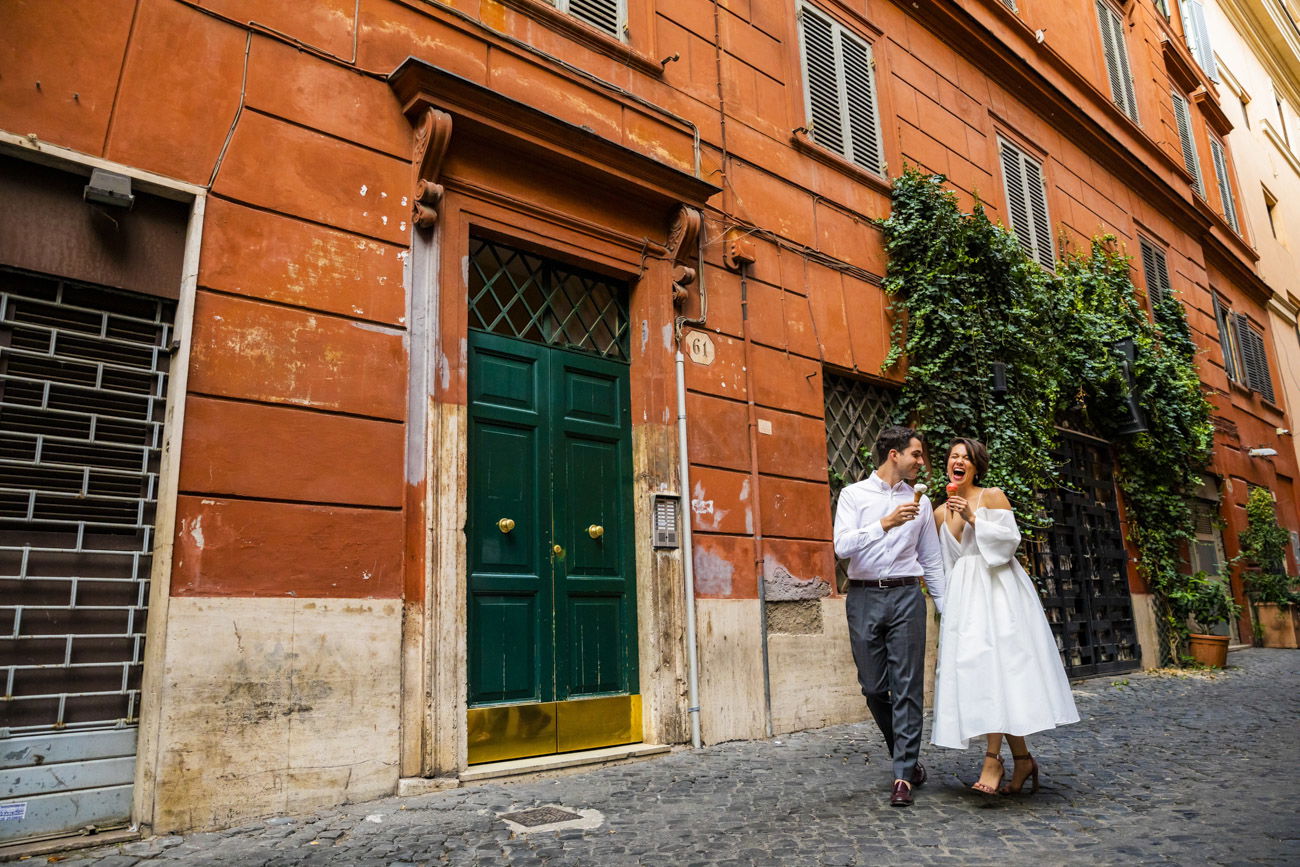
[822,372,898,592]
[0,266,175,843]
[1024,430,1140,678]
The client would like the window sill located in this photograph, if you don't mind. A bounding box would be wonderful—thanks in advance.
[791,129,892,196]
[494,0,663,78]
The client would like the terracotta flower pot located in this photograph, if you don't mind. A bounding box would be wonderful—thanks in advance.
[1187,633,1229,668]
[1255,603,1299,649]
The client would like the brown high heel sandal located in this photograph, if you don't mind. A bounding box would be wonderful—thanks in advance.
[1000,753,1040,795]
[971,751,1003,796]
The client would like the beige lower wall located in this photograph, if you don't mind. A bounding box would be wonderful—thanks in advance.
[145,597,402,832]
[696,598,767,744]
[1131,591,1162,669]
[767,597,863,734]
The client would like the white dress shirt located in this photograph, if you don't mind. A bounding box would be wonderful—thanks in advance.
[833,472,947,612]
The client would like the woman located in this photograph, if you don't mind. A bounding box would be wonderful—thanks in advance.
[930,438,1080,795]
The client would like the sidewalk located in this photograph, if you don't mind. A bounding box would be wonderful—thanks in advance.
[36,648,1300,866]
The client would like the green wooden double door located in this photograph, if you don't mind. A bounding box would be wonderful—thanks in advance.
[466,330,639,764]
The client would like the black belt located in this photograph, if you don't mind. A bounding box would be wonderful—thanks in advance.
[847,576,920,589]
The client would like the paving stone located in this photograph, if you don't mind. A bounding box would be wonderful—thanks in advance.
[47,649,1300,866]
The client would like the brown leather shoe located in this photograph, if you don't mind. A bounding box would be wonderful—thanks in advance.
[911,761,927,787]
[890,779,913,807]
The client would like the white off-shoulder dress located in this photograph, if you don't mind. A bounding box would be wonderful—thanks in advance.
[930,506,1080,750]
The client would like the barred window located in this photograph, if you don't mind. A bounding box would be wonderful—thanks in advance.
[824,371,898,590]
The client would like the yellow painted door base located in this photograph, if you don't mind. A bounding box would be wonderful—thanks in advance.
[467,694,642,765]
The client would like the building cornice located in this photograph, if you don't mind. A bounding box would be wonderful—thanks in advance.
[907,1,1232,261]
[1217,0,1300,105]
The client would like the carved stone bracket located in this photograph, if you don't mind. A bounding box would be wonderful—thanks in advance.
[666,206,702,307]
[412,107,453,230]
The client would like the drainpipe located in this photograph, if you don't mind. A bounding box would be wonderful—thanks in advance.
[675,350,703,750]
[739,268,774,739]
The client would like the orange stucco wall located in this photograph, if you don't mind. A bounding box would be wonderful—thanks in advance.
[3,0,1295,608]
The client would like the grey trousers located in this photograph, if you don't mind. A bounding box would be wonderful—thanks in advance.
[845,582,926,782]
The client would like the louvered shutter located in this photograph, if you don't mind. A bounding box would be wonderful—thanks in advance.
[801,8,846,158]
[1171,91,1205,197]
[799,5,884,174]
[1140,238,1172,305]
[1213,297,1240,381]
[839,31,885,173]
[1096,1,1139,121]
[1209,137,1240,233]
[1000,0,1018,10]
[1235,318,1277,402]
[999,139,1054,270]
[561,0,621,37]
[1180,0,1219,81]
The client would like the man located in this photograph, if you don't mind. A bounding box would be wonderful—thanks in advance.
[833,425,946,807]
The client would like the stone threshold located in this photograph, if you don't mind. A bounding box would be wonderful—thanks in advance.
[0,828,138,863]
[457,743,673,784]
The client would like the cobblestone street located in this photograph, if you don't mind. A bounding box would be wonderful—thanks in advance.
[39,649,1300,866]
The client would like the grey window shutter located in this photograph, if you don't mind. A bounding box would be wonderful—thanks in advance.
[1097,1,1139,121]
[801,8,846,158]
[999,139,1054,269]
[1140,238,1172,305]
[1171,91,1205,197]
[1209,137,1240,233]
[839,32,885,173]
[1236,319,1276,402]
[1213,297,1239,381]
[565,0,621,37]
[799,5,884,174]
[1180,0,1219,81]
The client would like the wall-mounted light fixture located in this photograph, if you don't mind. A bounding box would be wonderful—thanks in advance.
[990,361,1008,395]
[83,168,134,209]
[1247,447,1278,458]
[1111,338,1149,436]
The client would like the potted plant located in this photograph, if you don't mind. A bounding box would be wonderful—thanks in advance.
[1167,570,1242,667]
[1237,487,1300,648]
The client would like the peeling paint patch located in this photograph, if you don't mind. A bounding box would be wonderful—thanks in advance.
[188,516,205,549]
[693,549,735,596]
[661,323,673,350]
[360,185,368,196]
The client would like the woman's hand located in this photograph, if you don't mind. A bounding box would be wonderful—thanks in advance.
[946,495,974,524]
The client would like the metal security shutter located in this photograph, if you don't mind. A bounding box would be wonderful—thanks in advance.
[0,265,174,843]
[1180,0,1219,81]
[555,0,621,37]
[798,4,885,174]
[999,138,1055,270]
[1233,316,1276,402]
[1212,296,1240,382]
[1139,238,1172,305]
[1209,137,1240,233]
[1096,0,1140,121]
[1172,91,1205,198]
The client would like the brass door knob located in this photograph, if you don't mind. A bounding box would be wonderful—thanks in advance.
[552,544,564,556]
[497,518,515,534]
[587,524,605,539]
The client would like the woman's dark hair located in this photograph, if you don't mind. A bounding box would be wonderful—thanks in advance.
[873,425,921,466]
[947,437,990,483]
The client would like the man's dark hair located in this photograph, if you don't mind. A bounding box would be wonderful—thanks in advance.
[872,425,921,466]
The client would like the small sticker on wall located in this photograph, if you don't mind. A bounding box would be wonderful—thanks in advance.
[0,802,26,821]
[757,419,772,435]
